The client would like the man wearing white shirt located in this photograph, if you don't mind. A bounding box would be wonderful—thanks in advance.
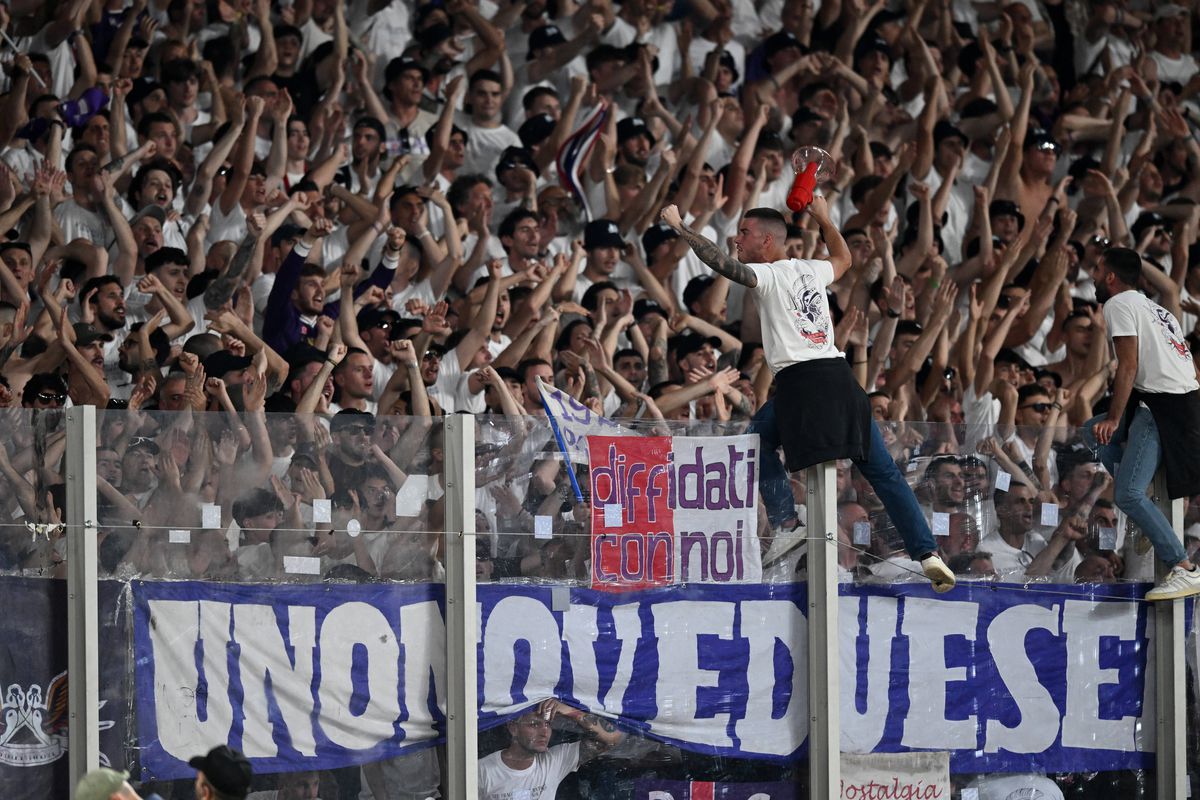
[460,70,523,176]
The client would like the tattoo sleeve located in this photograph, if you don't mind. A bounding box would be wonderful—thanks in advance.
[101,153,130,174]
[204,231,258,309]
[678,223,759,288]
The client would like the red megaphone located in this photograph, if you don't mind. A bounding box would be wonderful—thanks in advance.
[787,160,819,212]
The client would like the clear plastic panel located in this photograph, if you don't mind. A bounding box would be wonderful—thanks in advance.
[105,410,447,799]
[474,414,807,797]
[842,421,1152,798]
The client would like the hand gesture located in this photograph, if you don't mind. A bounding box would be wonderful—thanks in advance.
[659,204,683,231]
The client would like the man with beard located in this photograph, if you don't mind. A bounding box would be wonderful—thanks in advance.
[78,275,132,388]
[479,698,623,800]
[1087,247,1200,600]
[326,409,379,492]
[662,199,956,592]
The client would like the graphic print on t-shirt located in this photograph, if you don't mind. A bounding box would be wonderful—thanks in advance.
[1152,305,1191,360]
[786,274,829,346]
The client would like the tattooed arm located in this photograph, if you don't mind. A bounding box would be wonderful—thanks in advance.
[660,204,759,288]
[535,699,623,765]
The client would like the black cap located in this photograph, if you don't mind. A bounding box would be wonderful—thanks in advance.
[528,24,568,59]
[283,343,326,373]
[73,323,114,346]
[1132,211,1169,241]
[1024,129,1061,153]
[642,222,679,255]
[791,107,824,127]
[584,219,624,250]
[989,199,1025,229]
[330,408,376,433]
[854,35,892,63]
[633,298,669,321]
[203,349,253,378]
[995,347,1030,369]
[933,120,968,146]
[718,50,739,82]
[674,332,722,360]
[616,116,656,146]
[188,746,252,796]
[495,145,539,178]
[356,306,403,337]
[417,21,452,50]
[763,31,803,60]
[518,113,556,148]
[385,56,430,84]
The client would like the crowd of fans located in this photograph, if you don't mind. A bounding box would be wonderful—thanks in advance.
[3,0,1200,794]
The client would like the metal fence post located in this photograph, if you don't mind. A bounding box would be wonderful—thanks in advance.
[442,415,477,799]
[1152,472,1186,800]
[806,461,840,800]
[65,405,99,796]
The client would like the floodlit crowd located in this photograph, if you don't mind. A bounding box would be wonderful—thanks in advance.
[4,0,1200,794]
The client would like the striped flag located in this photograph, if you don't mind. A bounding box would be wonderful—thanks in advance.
[555,102,610,222]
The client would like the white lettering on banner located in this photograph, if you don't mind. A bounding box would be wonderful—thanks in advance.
[235,604,317,757]
[984,604,1060,754]
[1061,600,1141,751]
[149,601,236,760]
[840,596,898,753]
[739,600,807,756]
[650,601,736,748]
[901,599,978,750]
[398,602,446,743]
[562,603,643,715]
[482,596,562,708]
[317,603,400,750]
[135,584,1157,778]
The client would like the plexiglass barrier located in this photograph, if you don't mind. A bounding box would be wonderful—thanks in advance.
[6,410,1191,798]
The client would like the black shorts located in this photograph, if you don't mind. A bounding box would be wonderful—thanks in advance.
[773,357,872,472]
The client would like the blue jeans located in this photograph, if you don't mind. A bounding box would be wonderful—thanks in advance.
[1083,410,1187,566]
[750,399,938,559]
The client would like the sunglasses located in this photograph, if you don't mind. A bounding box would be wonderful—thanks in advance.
[1090,235,1110,249]
[423,351,442,361]
[37,392,66,404]
[1019,402,1053,413]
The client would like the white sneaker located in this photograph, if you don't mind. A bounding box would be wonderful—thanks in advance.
[921,555,956,593]
[1145,566,1200,601]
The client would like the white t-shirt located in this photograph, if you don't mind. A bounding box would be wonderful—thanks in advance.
[1103,290,1199,394]
[459,118,522,176]
[55,200,114,250]
[748,258,841,372]
[980,529,1048,579]
[478,741,580,800]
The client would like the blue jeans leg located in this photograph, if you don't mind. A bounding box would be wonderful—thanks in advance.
[748,398,795,527]
[854,420,939,559]
[1104,407,1188,567]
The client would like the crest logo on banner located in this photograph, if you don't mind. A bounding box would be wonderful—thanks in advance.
[587,435,761,590]
[0,672,117,768]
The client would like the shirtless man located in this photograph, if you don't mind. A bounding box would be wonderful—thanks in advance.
[996,62,1059,220]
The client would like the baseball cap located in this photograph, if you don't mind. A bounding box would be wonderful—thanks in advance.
[518,113,556,148]
[633,298,669,321]
[1024,129,1061,153]
[642,222,679,255]
[283,343,327,373]
[203,349,253,378]
[674,332,722,360]
[854,35,892,62]
[616,116,656,146]
[132,205,167,227]
[717,50,739,83]
[989,199,1025,228]
[495,145,539,178]
[73,322,114,346]
[528,24,568,59]
[1131,211,1169,241]
[357,306,404,339]
[76,768,130,800]
[995,347,1030,370]
[763,31,803,61]
[933,120,968,146]
[384,56,430,84]
[188,745,252,796]
[584,219,624,250]
[330,408,376,434]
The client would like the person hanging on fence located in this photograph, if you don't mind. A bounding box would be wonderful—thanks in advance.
[659,198,956,593]
[1086,246,1200,601]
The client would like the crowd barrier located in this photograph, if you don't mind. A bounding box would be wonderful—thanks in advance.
[0,408,1193,799]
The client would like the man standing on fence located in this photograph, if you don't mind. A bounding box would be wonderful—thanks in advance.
[1087,246,1200,601]
[659,199,956,592]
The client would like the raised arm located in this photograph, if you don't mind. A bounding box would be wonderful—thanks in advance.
[660,204,758,288]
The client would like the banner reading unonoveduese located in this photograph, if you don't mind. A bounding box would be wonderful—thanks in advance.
[130,580,1162,780]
